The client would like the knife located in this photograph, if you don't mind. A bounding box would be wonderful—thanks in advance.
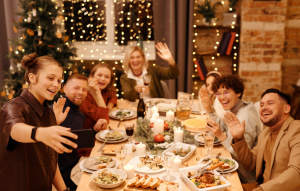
[189,153,221,179]
[97,137,108,152]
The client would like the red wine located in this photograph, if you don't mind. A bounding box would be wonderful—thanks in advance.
[137,93,145,118]
[144,82,150,86]
[126,128,134,136]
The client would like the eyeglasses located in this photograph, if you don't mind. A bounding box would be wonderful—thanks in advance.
[215,91,230,98]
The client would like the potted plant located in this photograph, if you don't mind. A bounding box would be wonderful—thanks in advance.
[223,0,239,26]
[196,0,222,26]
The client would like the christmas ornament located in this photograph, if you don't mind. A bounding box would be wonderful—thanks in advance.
[32,9,37,17]
[22,83,28,89]
[19,17,23,22]
[17,63,23,71]
[1,91,6,97]
[37,26,42,36]
[9,46,13,52]
[63,36,69,42]
[48,45,55,47]
[13,27,18,33]
[27,29,34,36]
[27,12,32,22]
[18,46,24,51]
[8,93,14,100]
[56,31,62,38]
[9,64,16,74]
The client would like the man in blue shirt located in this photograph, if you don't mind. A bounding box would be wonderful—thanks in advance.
[55,74,107,190]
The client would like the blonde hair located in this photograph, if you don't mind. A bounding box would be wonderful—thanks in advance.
[123,46,148,73]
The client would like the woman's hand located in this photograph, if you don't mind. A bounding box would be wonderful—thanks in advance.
[199,86,213,113]
[53,98,70,125]
[36,126,78,154]
[155,42,175,66]
[135,84,149,94]
[223,112,245,140]
[206,120,227,142]
[88,77,101,93]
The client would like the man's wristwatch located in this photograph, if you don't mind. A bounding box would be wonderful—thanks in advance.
[31,126,39,141]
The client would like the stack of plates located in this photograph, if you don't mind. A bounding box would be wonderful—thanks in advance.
[109,109,137,120]
[79,156,119,174]
[95,129,129,143]
[194,132,222,146]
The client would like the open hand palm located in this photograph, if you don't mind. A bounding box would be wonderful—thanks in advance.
[223,112,245,140]
[53,98,70,125]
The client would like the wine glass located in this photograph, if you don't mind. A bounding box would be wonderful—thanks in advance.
[143,74,151,87]
[204,132,215,158]
[124,122,135,144]
[115,146,126,169]
[162,153,176,181]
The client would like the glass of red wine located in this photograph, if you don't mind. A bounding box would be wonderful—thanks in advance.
[124,122,135,144]
[143,74,151,93]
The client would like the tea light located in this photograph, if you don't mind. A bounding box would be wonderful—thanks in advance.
[151,106,158,116]
[174,127,183,143]
[136,142,146,156]
[153,111,159,119]
[166,110,175,121]
[153,119,164,136]
[124,164,134,179]
[171,157,182,172]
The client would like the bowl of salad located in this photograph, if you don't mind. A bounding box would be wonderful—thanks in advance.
[91,168,127,188]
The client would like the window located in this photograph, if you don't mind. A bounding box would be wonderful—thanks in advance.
[63,0,155,61]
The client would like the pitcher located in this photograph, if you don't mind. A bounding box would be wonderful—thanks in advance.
[176,91,193,120]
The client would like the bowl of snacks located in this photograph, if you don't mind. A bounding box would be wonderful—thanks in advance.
[91,168,127,188]
[162,142,197,162]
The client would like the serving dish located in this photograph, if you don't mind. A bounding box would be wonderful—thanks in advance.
[95,130,129,144]
[127,155,166,174]
[198,156,239,173]
[162,142,196,163]
[99,130,125,140]
[109,109,137,120]
[91,168,127,188]
[184,119,208,132]
[179,165,231,191]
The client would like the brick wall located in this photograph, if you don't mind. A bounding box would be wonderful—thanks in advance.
[239,0,288,102]
[282,0,300,96]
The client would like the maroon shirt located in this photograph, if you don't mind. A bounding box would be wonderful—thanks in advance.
[0,89,57,191]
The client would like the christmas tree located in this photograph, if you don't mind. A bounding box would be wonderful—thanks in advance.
[1,0,77,105]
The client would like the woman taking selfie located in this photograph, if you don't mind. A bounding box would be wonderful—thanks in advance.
[0,53,77,191]
[200,75,261,184]
[80,63,117,130]
[120,42,179,101]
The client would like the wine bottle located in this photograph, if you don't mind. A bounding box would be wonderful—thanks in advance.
[137,93,145,118]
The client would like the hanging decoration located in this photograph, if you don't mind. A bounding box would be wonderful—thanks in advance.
[32,9,37,17]
[37,26,42,36]
[13,27,18,33]
[27,12,32,22]
[27,29,34,36]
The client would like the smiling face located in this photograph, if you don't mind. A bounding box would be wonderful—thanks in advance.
[216,87,241,111]
[129,51,144,74]
[206,76,216,95]
[259,93,289,129]
[93,67,111,90]
[28,63,63,104]
[64,78,88,106]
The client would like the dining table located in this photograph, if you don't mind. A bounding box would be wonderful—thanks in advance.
[75,99,244,191]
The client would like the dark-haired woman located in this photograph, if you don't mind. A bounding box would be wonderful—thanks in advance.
[79,63,117,131]
[0,53,77,191]
[198,71,226,118]
[200,75,261,184]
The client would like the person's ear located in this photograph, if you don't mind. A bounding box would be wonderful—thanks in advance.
[28,73,37,84]
[283,104,291,114]
[236,93,241,98]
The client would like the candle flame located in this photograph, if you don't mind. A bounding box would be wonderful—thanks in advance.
[178,127,180,131]
[140,142,142,145]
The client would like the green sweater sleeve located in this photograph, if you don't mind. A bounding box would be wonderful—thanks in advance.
[152,64,180,80]
[120,74,139,101]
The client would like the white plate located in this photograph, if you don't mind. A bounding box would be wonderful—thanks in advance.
[79,158,120,174]
[99,130,125,141]
[179,165,231,191]
[198,156,239,173]
[194,132,221,144]
[162,142,196,163]
[127,155,165,174]
[110,109,134,118]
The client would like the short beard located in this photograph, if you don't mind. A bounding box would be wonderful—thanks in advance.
[262,112,283,127]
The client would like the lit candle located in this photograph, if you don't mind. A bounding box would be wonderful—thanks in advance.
[153,111,159,119]
[151,106,158,116]
[150,115,156,123]
[166,110,175,121]
[136,142,146,156]
[171,157,182,172]
[174,127,184,143]
[153,119,164,136]
[124,164,134,179]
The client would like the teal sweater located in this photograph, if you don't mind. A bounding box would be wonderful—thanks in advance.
[120,64,180,101]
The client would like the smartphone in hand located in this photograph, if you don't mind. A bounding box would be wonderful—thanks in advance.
[63,129,95,150]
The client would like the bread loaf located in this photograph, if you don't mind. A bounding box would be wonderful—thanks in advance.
[149,178,161,189]
[127,177,139,187]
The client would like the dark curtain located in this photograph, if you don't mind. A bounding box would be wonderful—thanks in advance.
[1,0,19,105]
[153,0,194,98]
